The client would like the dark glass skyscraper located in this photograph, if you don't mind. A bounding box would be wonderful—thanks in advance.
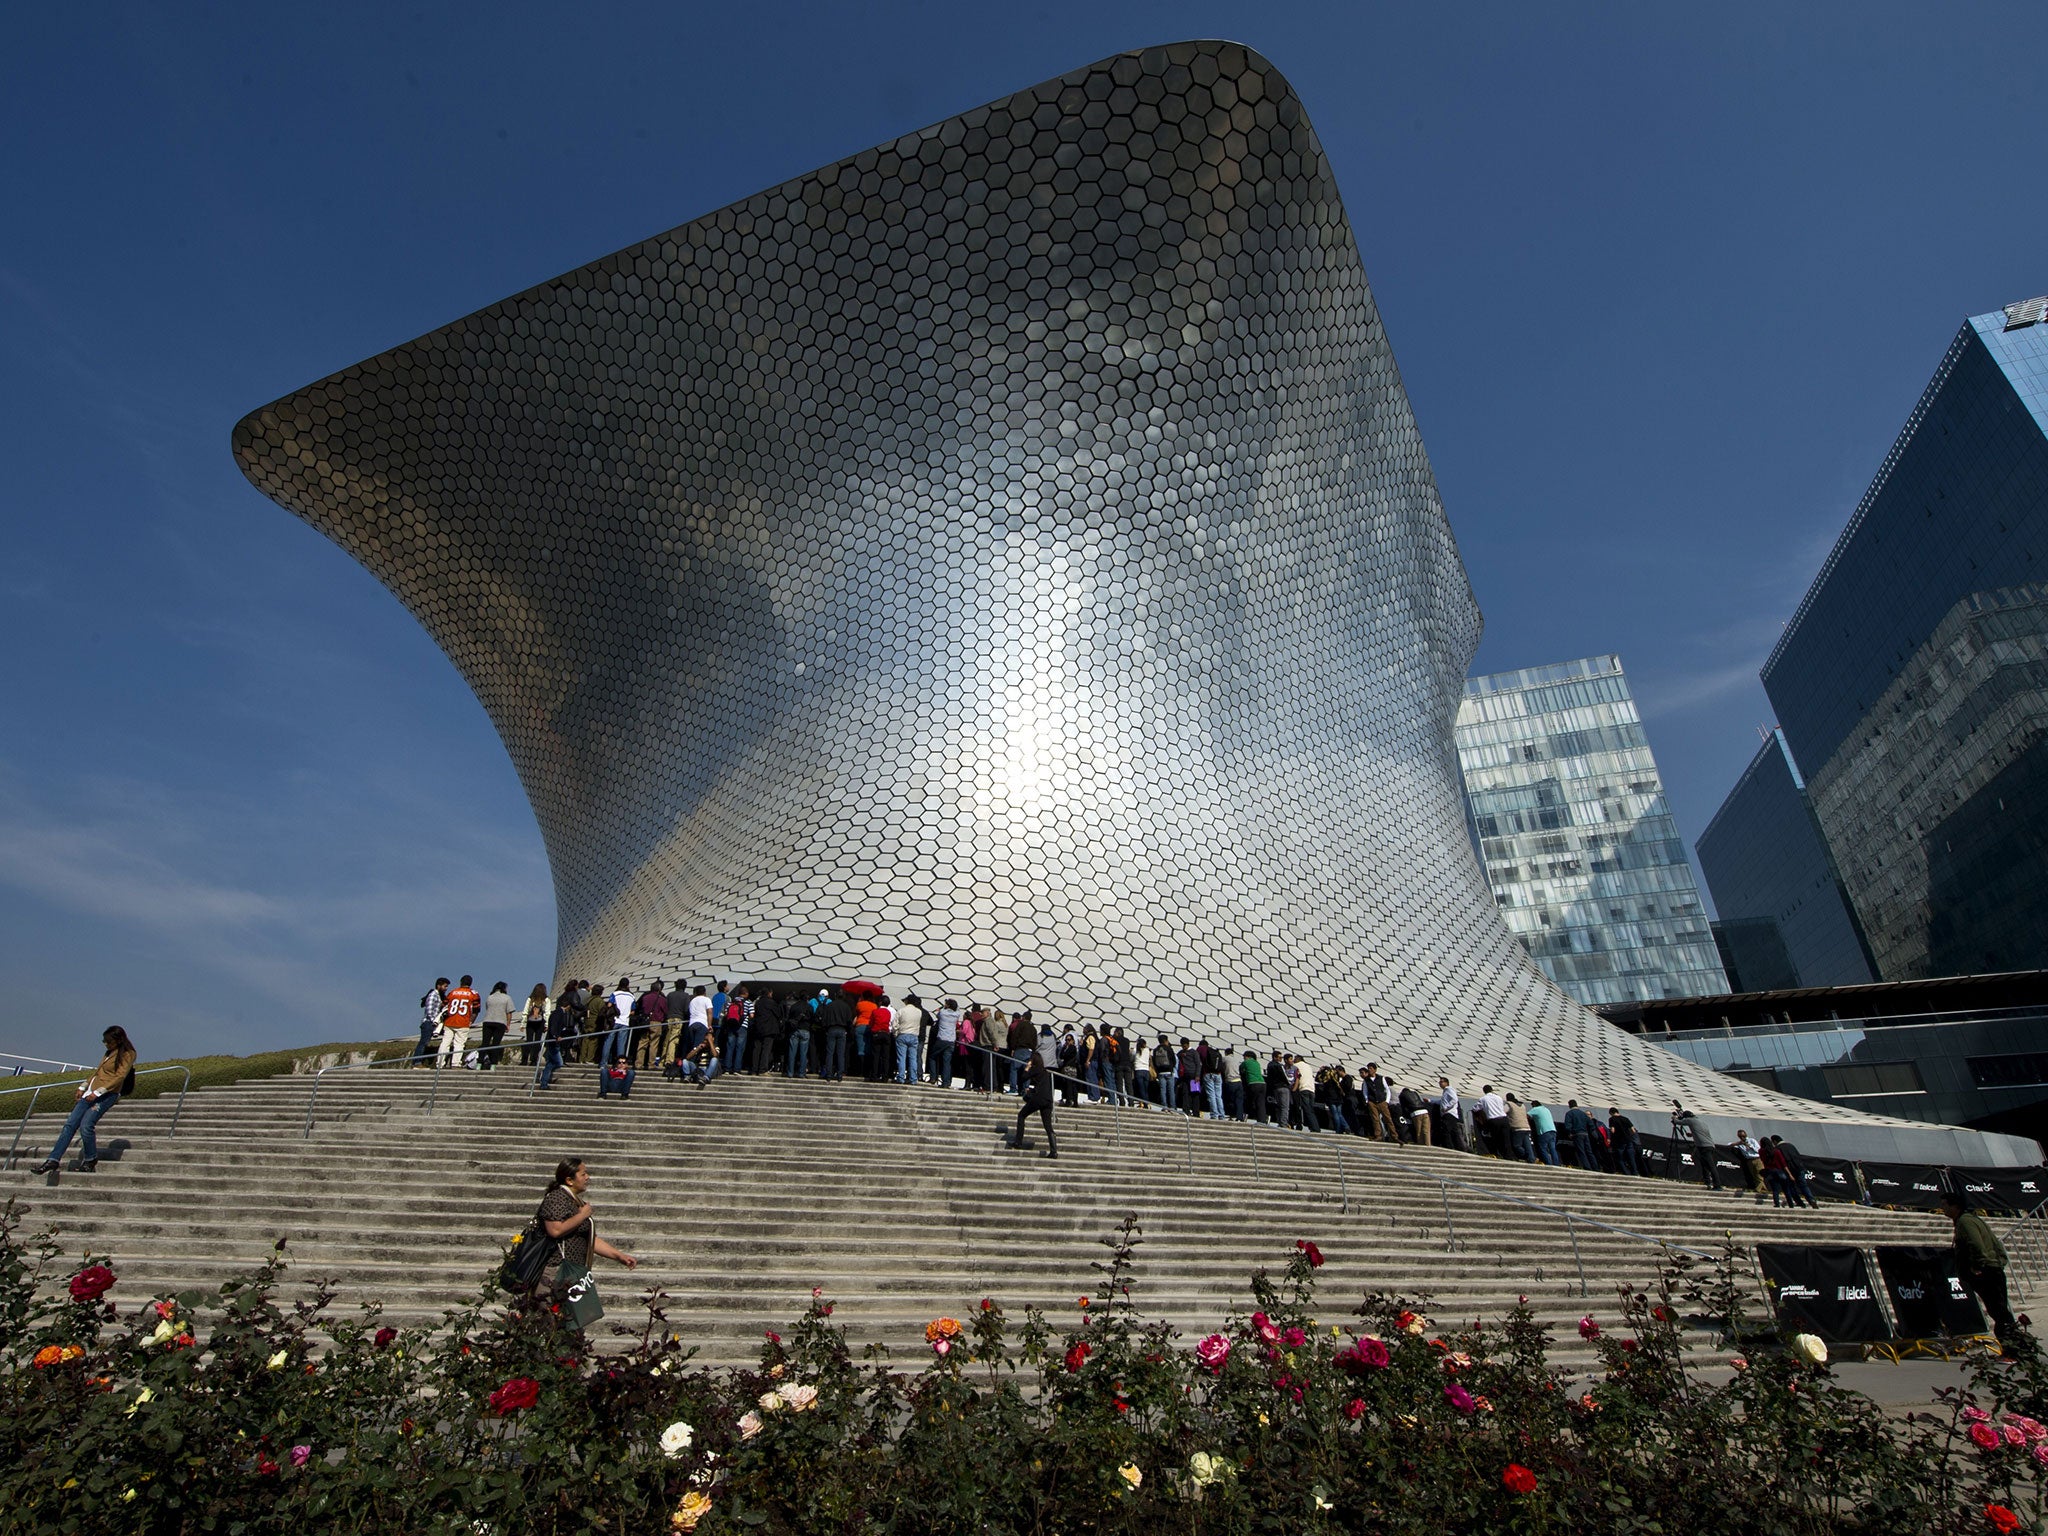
[1762,296,2048,980]
[1695,728,1876,989]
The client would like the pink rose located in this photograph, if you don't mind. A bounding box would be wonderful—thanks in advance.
[289,1445,311,1468]
[1970,1422,2001,1451]
[1194,1334,1231,1373]
[1251,1312,1280,1344]
[1282,1327,1306,1349]
[1577,1315,1600,1340]
[1445,1382,1477,1415]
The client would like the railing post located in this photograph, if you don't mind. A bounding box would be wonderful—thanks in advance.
[1249,1117,1258,1180]
[428,1051,443,1112]
[1184,1110,1194,1175]
[6,1084,45,1168]
[166,1067,191,1138]
[302,1071,321,1138]
[1339,1142,1349,1214]
[1565,1212,1588,1297]
[1439,1178,1457,1253]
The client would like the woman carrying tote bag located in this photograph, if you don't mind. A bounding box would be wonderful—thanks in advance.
[534,1159,638,1327]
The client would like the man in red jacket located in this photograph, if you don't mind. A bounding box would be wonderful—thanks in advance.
[438,976,480,1068]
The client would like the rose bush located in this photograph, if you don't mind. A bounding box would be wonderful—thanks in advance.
[0,1202,2042,1534]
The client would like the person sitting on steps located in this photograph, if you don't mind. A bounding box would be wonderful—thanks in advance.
[32,1027,138,1175]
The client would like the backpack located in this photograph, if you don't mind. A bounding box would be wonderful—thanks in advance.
[1151,1044,1174,1074]
[119,1064,136,1096]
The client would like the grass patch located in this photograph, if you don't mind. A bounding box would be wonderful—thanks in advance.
[0,1039,416,1121]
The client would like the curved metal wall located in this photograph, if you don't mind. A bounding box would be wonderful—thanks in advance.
[233,39,1901,1125]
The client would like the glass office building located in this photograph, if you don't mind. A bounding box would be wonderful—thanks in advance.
[1762,295,2048,980]
[1695,728,1876,990]
[1456,655,1728,1006]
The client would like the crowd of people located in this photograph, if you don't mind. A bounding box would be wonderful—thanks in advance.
[408,977,1834,1204]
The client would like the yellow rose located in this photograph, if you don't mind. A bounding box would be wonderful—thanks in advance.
[266,1350,289,1370]
[1117,1463,1142,1490]
[672,1491,713,1531]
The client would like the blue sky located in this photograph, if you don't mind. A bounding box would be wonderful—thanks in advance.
[4,3,2043,1064]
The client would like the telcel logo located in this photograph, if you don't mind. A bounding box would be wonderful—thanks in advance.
[1837,1286,1871,1301]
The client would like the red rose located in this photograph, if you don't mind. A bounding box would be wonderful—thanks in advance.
[1503,1463,1537,1495]
[1065,1341,1091,1373]
[765,1330,781,1344]
[487,1376,540,1415]
[68,1265,116,1303]
[373,1327,397,1349]
[1986,1505,2021,1534]
[1295,1240,1325,1268]
[1343,1397,1365,1420]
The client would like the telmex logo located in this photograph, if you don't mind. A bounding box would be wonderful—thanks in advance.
[1838,1286,1871,1301]
[1949,1279,1974,1300]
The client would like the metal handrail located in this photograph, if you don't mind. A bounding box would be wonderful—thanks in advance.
[0,1051,94,1075]
[5,1065,194,1169]
[931,1034,1709,1296]
[303,1047,451,1137]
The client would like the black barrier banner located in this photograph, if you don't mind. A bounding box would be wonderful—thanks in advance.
[1860,1162,1952,1210]
[1949,1167,2048,1217]
[1712,1145,1749,1184]
[1874,1245,1988,1339]
[1635,1133,1679,1179]
[1757,1244,1892,1343]
[1800,1155,1863,1203]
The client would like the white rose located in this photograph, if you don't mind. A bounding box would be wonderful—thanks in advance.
[784,1384,818,1412]
[124,1386,155,1417]
[659,1421,695,1458]
[150,1320,174,1343]
[758,1390,784,1412]
[1792,1333,1828,1366]
[266,1350,289,1370]
[737,1412,763,1440]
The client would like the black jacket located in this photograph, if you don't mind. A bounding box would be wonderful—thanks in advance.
[1023,1058,1054,1108]
[818,999,853,1032]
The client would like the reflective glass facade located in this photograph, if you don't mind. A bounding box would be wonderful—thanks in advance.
[1456,656,1728,1005]
[1763,299,2048,980]
[1696,728,1876,989]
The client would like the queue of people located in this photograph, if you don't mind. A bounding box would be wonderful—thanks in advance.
[418,976,1813,1207]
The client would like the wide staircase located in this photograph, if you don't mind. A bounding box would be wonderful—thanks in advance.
[3,1063,1971,1367]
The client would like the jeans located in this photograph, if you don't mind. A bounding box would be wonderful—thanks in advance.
[1535,1129,1560,1165]
[1159,1075,1179,1112]
[725,1025,749,1076]
[822,1028,847,1081]
[1615,1141,1641,1176]
[520,1024,545,1067]
[1133,1069,1151,1105]
[929,1040,954,1085]
[894,1034,918,1083]
[786,1028,811,1078]
[413,1023,437,1064]
[1244,1083,1265,1123]
[599,1066,636,1098]
[1509,1129,1534,1162]
[603,1022,631,1066]
[1572,1131,1598,1170]
[851,1028,868,1064]
[1012,1103,1058,1155]
[1009,1049,1030,1095]
[1204,1074,1224,1119]
[539,1043,564,1088]
[48,1093,120,1164]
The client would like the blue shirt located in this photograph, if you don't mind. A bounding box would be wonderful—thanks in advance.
[1527,1105,1555,1136]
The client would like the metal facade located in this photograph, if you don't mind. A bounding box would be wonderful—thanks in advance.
[233,40,1926,1129]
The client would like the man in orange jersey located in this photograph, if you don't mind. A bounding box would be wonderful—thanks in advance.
[438,975,481,1068]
